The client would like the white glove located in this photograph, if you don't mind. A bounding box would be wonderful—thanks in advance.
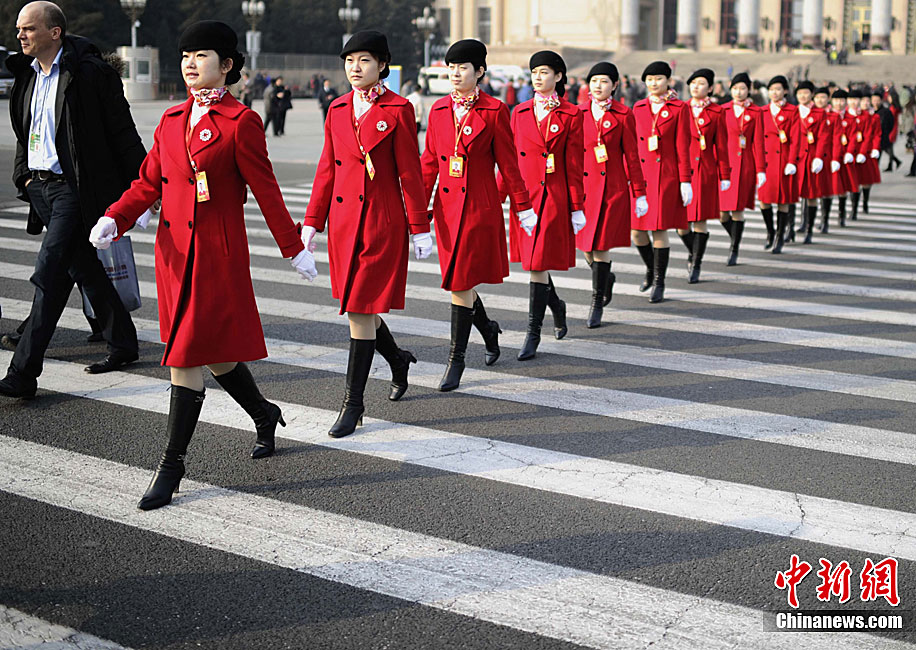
[720,179,731,192]
[89,216,118,250]
[290,248,317,281]
[570,210,586,235]
[784,163,797,176]
[856,153,866,163]
[635,195,649,217]
[830,160,841,173]
[518,208,538,237]
[870,149,880,159]
[811,158,824,174]
[413,232,433,259]
[680,182,693,207]
[844,152,854,164]
[756,172,766,188]
[300,225,318,252]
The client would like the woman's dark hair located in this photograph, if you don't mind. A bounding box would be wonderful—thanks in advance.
[217,49,245,85]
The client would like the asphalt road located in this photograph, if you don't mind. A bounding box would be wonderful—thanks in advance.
[1,98,916,649]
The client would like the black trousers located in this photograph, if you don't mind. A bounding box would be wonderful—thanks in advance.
[10,180,137,379]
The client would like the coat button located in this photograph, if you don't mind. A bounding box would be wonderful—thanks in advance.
[540,180,545,186]
[336,196,343,203]
[443,187,449,193]
[584,171,588,176]
[520,151,526,157]
[542,152,548,158]
[162,177,169,184]
[461,187,465,193]
[641,158,645,163]
[359,195,363,201]
[358,158,365,165]
[600,171,606,176]
[163,219,170,228]
[656,158,661,162]
[640,136,645,140]
[188,178,194,185]
[335,159,341,166]
[440,155,447,161]
[187,220,193,229]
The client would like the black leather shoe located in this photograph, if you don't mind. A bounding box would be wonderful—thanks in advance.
[0,372,37,399]
[85,350,138,374]
[87,332,105,343]
[0,333,20,351]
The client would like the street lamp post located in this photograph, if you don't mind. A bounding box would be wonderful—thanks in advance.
[120,0,146,48]
[412,7,438,68]
[339,0,361,49]
[242,1,266,71]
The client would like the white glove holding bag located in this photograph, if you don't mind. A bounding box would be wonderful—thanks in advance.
[811,158,824,174]
[413,232,433,260]
[784,163,797,176]
[844,152,854,164]
[830,160,841,173]
[570,210,586,235]
[680,182,693,207]
[635,196,649,217]
[518,208,538,237]
[89,216,118,250]
[756,172,767,188]
[870,149,880,159]
[290,247,318,281]
[720,179,731,192]
[300,225,318,252]
[856,153,867,163]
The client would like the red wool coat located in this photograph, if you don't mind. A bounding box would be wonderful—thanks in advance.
[815,109,837,198]
[632,98,693,231]
[503,98,584,272]
[830,110,862,195]
[304,90,429,314]
[421,92,530,291]
[857,111,882,186]
[575,100,646,251]
[686,101,730,222]
[795,106,831,200]
[106,95,304,368]
[719,102,765,212]
[758,103,801,205]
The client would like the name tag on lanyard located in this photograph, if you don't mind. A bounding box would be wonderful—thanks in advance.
[594,144,608,163]
[738,134,746,149]
[778,130,788,143]
[195,171,210,202]
[29,132,41,152]
[647,135,659,152]
[545,152,556,174]
[807,131,815,144]
[449,155,464,178]
[841,134,848,146]
[699,134,707,151]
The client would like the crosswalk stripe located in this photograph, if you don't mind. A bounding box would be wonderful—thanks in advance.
[0,605,130,649]
[4,436,905,650]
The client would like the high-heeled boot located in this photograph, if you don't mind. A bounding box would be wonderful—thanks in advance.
[374,318,417,401]
[851,191,860,220]
[587,261,611,328]
[803,204,816,244]
[772,211,788,254]
[838,195,847,226]
[649,247,669,303]
[820,197,832,233]
[636,243,654,291]
[727,221,744,266]
[213,363,285,459]
[138,385,205,511]
[472,295,501,366]
[329,338,375,438]
[862,186,870,214]
[786,204,796,242]
[678,231,695,274]
[688,232,709,284]
[439,303,474,392]
[546,274,568,340]
[761,207,775,249]
[602,260,616,306]
[518,282,550,361]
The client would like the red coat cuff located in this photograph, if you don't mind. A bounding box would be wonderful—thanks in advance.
[510,190,532,213]
[303,214,327,233]
[408,210,431,234]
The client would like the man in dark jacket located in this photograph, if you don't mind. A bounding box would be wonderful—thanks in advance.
[871,90,900,171]
[1,1,146,398]
[317,78,338,122]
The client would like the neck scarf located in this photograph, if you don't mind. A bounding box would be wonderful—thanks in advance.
[353,81,386,104]
[770,97,787,108]
[190,86,228,107]
[535,91,560,111]
[733,98,753,108]
[591,95,614,112]
[649,89,678,104]
[451,86,480,111]
[690,97,711,109]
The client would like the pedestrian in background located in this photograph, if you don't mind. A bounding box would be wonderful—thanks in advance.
[317,77,338,122]
[406,81,424,133]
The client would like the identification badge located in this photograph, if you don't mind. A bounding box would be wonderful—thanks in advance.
[365,153,376,180]
[195,171,210,203]
[545,153,556,174]
[778,130,788,143]
[448,155,465,178]
[647,135,658,152]
[28,132,41,152]
[856,131,863,142]
[594,144,608,163]
[699,135,707,151]
[841,134,848,146]
[738,135,746,149]
[807,131,815,144]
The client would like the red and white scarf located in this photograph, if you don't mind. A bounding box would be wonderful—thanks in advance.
[451,86,480,111]
[353,80,386,104]
[190,86,228,107]
[535,91,561,111]
[649,89,678,104]
[591,94,614,112]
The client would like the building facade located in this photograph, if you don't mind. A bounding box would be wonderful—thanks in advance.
[433,0,916,53]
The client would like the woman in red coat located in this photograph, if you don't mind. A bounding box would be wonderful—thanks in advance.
[677,68,730,284]
[718,73,765,265]
[90,22,315,510]
[420,39,532,391]
[857,91,882,214]
[844,90,872,221]
[828,89,862,227]
[813,86,840,233]
[505,50,585,360]
[632,61,693,303]
[757,75,800,254]
[576,61,647,328]
[793,81,830,245]
[303,31,430,438]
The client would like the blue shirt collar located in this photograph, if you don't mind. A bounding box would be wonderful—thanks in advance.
[30,46,63,76]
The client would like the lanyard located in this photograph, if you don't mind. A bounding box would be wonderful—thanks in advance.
[769,105,785,134]
[453,106,474,156]
[184,111,198,173]
[649,100,665,136]
[31,66,55,134]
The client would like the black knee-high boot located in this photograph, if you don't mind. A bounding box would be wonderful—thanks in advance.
[602,260,616,306]
[678,231,695,273]
[838,195,847,226]
[439,303,475,392]
[851,191,860,220]
[636,243,654,291]
[546,274,568,340]
[862,186,870,214]
[688,232,709,284]
[797,200,808,235]
[786,204,796,242]
[803,204,816,244]
[374,318,416,401]
[138,385,206,511]
[820,197,832,233]
[772,211,788,254]
[649,247,669,303]
[727,221,745,266]
[518,282,550,361]
[761,207,775,249]
[587,261,611,329]
[329,338,375,438]
[472,295,501,366]
[721,219,735,239]
[213,362,285,459]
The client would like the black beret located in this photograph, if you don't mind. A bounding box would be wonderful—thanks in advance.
[847,89,863,98]
[831,89,848,99]
[179,21,244,85]
[795,80,815,93]
[768,75,789,90]
[870,88,884,98]
[730,72,751,89]
[687,68,714,86]
[586,62,619,83]
[341,30,392,78]
[642,60,672,81]
[445,39,487,71]
[529,50,567,96]
[814,86,830,96]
